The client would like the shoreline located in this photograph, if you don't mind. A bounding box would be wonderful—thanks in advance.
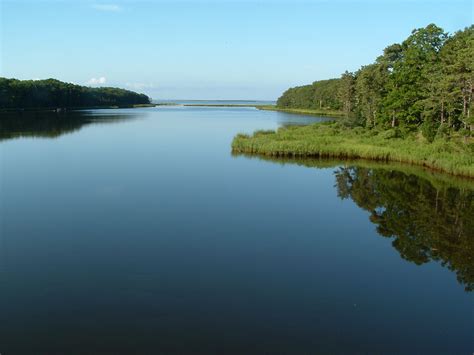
[255,105,345,117]
[232,123,474,179]
[182,104,261,107]
[163,103,346,118]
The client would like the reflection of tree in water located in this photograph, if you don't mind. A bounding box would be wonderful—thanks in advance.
[335,167,474,291]
[0,111,137,141]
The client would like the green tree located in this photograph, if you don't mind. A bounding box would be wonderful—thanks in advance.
[276,23,471,135]
[439,26,474,130]
[337,71,355,118]
[355,63,387,127]
[0,78,151,109]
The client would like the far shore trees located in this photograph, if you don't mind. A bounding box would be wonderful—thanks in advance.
[0,78,151,109]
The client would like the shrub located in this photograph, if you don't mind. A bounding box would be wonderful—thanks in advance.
[379,128,402,139]
[436,123,450,139]
[421,120,438,143]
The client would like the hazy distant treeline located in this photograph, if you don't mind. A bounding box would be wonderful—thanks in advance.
[277,24,473,136]
[0,78,150,109]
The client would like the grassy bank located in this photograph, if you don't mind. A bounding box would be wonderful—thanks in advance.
[256,105,345,117]
[232,122,474,178]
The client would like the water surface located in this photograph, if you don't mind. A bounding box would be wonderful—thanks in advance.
[0,107,472,354]
[154,99,276,106]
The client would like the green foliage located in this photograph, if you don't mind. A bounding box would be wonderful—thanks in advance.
[385,24,448,126]
[338,71,356,118]
[378,128,402,140]
[0,78,150,109]
[276,79,344,111]
[355,63,387,127]
[276,24,474,133]
[435,123,450,139]
[421,118,439,142]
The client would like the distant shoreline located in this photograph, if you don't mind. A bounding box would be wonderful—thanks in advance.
[181,104,263,108]
[1,103,345,118]
[163,103,345,118]
[255,105,345,117]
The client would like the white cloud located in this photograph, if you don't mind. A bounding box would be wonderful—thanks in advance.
[87,77,107,85]
[125,82,156,90]
[92,4,122,12]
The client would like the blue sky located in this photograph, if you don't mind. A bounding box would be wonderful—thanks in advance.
[1,0,472,100]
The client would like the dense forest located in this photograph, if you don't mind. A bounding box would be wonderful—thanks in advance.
[0,78,150,109]
[277,24,473,138]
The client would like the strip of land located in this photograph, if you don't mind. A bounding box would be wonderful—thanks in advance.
[178,103,345,117]
[182,104,260,107]
[255,105,345,117]
[232,122,474,178]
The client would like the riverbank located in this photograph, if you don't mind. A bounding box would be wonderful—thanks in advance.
[255,105,345,117]
[232,122,474,178]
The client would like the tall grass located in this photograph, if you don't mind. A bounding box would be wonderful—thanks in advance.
[255,105,345,118]
[232,122,474,178]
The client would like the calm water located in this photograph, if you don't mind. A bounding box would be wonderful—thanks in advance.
[154,99,276,106]
[0,107,472,354]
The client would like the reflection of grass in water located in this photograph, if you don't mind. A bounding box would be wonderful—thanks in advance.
[232,122,474,178]
[232,153,474,191]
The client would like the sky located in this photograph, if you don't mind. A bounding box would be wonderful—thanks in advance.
[0,0,472,100]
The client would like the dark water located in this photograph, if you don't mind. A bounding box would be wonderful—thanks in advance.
[0,107,472,354]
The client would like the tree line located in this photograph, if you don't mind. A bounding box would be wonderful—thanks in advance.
[277,24,473,138]
[0,78,150,109]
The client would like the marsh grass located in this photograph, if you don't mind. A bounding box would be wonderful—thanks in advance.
[256,105,345,118]
[232,122,474,178]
